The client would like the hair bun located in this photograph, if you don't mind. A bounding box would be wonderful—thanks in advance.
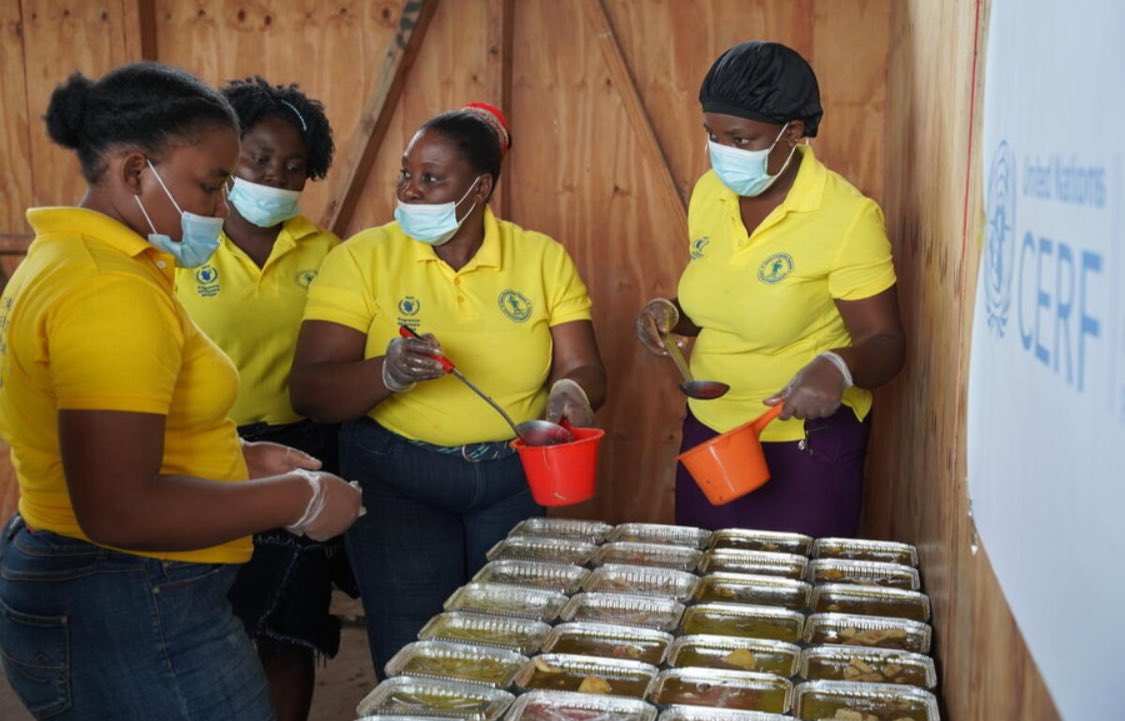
[45,72,94,149]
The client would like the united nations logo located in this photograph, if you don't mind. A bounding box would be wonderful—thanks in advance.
[498,289,532,322]
[757,253,794,284]
[195,265,218,285]
[398,296,421,316]
[294,269,317,289]
[195,264,219,297]
[984,141,1017,338]
[690,236,710,260]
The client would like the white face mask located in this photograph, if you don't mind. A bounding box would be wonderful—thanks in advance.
[708,122,796,197]
[393,176,482,246]
[227,176,301,228]
[134,159,224,268]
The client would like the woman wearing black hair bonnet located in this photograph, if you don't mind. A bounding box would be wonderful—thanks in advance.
[635,41,905,536]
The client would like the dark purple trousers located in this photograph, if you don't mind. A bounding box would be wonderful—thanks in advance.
[675,405,871,537]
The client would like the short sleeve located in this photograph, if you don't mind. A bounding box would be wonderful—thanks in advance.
[48,274,184,413]
[828,200,897,300]
[543,240,593,325]
[303,241,380,332]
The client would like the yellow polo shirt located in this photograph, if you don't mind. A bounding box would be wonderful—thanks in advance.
[304,207,592,446]
[678,146,896,442]
[174,216,339,426]
[0,207,251,563]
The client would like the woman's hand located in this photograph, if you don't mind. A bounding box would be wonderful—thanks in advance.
[765,354,850,420]
[545,378,595,427]
[382,333,447,392]
[242,440,322,479]
[634,298,681,356]
[286,470,363,541]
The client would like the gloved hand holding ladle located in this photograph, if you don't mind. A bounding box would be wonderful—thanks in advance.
[397,326,573,445]
[634,298,730,400]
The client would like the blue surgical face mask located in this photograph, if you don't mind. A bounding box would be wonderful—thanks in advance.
[134,159,224,268]
[708,122,796,197]
[394,176,482,246]
[228,176,302,228]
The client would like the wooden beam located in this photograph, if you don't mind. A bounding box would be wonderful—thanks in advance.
[485,0,514,220]
[121,0,157,61]
[581,0,688,233]
[0,233,33,253]
[320,0,440,235]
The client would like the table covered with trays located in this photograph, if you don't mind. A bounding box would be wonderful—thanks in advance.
[355,520,940,721]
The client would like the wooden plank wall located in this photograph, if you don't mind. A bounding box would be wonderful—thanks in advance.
[865,0,1062,719]
[0,2,1064,718]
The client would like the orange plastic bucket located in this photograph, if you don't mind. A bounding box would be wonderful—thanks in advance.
[676,405,782,505]
[512,425,605,506]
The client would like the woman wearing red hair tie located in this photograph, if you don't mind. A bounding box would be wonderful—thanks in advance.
[290,103,606,669]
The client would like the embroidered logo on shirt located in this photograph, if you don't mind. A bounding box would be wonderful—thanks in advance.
[498,290,532,322]
[398,296,421,316]
[195,264,220,297]
[757,253,794,284]
[690,236,710,259]
[294,269,318,289]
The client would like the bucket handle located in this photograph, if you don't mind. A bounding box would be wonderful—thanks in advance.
[749,404,783,436]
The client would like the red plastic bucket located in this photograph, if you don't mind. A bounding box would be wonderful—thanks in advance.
[511,426,605,506]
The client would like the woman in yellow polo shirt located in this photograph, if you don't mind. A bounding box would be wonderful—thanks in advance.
[0,63,360,721]
[635,41,905,537]
[174,77,349,721]
[290,103,606,669]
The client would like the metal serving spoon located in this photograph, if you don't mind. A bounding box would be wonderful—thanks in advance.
[659,332,730,400]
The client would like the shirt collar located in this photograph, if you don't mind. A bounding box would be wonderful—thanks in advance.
[715,145,827,215]
[409,205,503,271]
[26,206,176,279]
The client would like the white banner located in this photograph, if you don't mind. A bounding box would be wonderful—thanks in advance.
[969,0,1125,717]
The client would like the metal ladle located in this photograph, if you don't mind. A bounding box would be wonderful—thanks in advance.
[398,326,573,446]
[659,332,730,400]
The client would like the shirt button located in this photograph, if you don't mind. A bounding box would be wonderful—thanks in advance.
[156,260,167,269]
[454,278,461,285]
[457,297,465,303]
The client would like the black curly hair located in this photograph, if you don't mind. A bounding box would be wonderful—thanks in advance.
[221,77,335,181]
[44,61,238,183]
[421,110,509,199]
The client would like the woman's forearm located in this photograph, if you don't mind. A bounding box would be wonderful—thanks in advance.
[834,332,906,390]
[289,357,391,423]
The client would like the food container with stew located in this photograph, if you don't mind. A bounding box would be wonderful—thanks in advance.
[444,583,568,623]
[648,668,792,714]
[384,640,528,688]
[810,584,931,622]
[802,613,932,654]
[582,564,699,603]
[792,679,940,721]
[693,572,811,611]
[679,602,804,643]
[418,611,552,655]
[473,560,591,595]
[355,675,515,720]
[666,634,800,677]
[697,549,807,580]
[514,653,659,698]
[560,592,685,632]
[542,621,674,666]
[798,645,937,689]
[607,523,712,549]
[707,529,812,556]
[592,542,703,572]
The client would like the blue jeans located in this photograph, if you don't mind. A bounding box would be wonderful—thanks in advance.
[340,418,544,672]
[0,515,274,721]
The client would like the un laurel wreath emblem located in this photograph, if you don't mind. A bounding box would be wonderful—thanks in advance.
[984,140,1016,338]
[498,290,532,322]
[195,265,218,285]
[398,296,420,316]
